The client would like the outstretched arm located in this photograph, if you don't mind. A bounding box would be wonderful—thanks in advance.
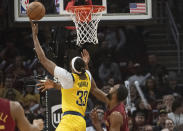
[30,19,56,76]
[90,78,109,105]
[81,49,109,105]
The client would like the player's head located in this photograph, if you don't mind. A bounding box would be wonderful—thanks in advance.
[71,56,86,75]
[107,84,128,102]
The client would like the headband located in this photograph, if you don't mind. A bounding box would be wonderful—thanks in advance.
[71,56,82,74]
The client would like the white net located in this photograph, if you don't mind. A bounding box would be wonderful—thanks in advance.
[68,6,105,46]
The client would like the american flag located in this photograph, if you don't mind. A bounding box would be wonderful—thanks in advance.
[129,3,146,13]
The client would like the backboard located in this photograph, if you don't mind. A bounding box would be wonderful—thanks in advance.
[14,0,152,22]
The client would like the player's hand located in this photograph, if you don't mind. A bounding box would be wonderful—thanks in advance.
[33,119,44,130]
[36,79,55,92]
[81,49,90,65]
[30,18,38,36]
[90,108,101,127]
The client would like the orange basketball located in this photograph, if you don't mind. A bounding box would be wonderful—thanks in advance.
[27,2,45,20]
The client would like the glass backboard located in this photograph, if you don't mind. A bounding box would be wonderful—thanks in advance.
[14,0,152,22]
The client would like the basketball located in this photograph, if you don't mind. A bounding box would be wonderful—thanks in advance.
[27,2,45,20]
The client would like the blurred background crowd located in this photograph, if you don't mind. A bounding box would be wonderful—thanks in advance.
[0,0,183,131]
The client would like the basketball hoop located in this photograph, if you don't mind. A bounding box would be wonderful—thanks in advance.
[67,5,105,46]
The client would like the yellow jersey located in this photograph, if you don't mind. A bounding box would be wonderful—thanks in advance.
[61,72,91,116]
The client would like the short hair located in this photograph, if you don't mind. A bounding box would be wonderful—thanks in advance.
[74,58,86,74]
[117,85,128,102]
[165,118,174,125]
[172,97,183,112]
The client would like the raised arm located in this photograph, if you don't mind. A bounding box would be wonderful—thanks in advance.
[30,19,56,76]
[90,78,109,105]
[81,49,109,105]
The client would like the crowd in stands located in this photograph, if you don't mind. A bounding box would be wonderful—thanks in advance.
[0,24,183,131]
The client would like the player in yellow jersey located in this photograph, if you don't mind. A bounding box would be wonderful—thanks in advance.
[30,20,108,131]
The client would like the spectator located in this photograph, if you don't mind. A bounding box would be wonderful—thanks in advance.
[0,70,3,86]
[123,60,136,80]
[144,125,153,131]
[6,56,27,92]
[128,63,145,86]
[128,117,134,131]
[145,54,168,85]
[87,108,106,131]
[0,74,13,97]
[0,41,18,69]
[98,54,122,84]
[165,74,183,96]
[163,95,175,113]
[153,108,168,131]
[163,118,175,131]
[144,78,159,103]
[104,27,126,54]
[129,84,140,112]
[24,85,40,107]
[168,97,183,127]
[132,110,146,131]
[4,88,16,101]
[11,56,27,79]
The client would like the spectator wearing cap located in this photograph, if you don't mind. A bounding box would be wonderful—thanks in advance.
[153,109,168,131]
[127,63,145,86]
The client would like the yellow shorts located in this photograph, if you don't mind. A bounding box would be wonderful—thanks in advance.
[55,114,86,131]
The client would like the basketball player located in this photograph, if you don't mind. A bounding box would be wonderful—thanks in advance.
[90,84,129,131]
[30,19,108,131]
[0,97,43,131]
[37,80,129,131]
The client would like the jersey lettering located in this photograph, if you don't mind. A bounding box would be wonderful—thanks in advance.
[0,125,5,130]
[0,113,8,123]
[78,82,88,87]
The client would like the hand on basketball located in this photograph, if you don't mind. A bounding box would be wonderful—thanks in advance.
[30,19,38,36]
[81,49,90,65]
[36,79,55,92]
[33,119,44,130]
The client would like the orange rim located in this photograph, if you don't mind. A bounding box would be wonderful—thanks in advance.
[67,5,105,13]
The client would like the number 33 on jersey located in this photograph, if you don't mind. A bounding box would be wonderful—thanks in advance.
[61,72,91,116]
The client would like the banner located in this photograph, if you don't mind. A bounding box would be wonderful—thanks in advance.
[46,89,62,131]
